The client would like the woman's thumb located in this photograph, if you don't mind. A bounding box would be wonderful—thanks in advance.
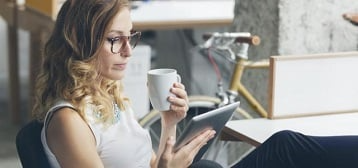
[164,136,175,154]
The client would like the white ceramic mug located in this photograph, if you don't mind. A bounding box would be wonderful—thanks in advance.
[147,69,181,111]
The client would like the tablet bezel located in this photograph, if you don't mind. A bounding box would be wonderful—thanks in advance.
[173,102,240,152]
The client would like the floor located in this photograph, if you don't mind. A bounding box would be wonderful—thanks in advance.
[0,54,31,168]
[0,99,22,168]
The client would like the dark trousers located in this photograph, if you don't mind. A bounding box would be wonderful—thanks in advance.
[231,130,358,168]
[190,159,223,168]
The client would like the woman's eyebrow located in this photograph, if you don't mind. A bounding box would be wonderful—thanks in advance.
[108,30,123,34]
[108,30,131,35]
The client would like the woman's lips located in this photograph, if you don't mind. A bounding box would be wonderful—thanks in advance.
[113,63,127,70]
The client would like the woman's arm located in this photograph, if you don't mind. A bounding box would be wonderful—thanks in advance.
[155,83,186,167]
[153,83,216,168]
[151,150,157,168]
[47,108,104,168]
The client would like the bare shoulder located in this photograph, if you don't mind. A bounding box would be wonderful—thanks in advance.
[46,107,102,167]
[46,107,94,143]
[47,107,88,134]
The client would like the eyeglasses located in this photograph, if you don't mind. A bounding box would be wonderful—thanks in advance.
[107,31,141,54]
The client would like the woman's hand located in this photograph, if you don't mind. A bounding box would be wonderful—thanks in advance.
[160,82,189,127]
[158,129,216,168]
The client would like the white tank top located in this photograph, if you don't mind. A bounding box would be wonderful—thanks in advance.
[41,100,152,168]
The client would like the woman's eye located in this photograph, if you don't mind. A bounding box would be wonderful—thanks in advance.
[107,37,120,43]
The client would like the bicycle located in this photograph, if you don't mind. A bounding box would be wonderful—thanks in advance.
[139,32,270,167]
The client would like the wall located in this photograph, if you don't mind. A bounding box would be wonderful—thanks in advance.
[278,0,358,54]
[231,0,358,116]
[2,0,358,117]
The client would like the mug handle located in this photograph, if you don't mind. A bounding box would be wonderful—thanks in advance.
[177,74,181,83]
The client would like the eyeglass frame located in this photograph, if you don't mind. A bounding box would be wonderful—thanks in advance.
[107,31,141,54]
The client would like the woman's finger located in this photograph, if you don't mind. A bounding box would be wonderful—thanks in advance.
[170,86,188,101]
[168,84,189,112]
[168,96,188,109]
[181,130,216,156]
[174,82,185,90]
[158,136,175,167]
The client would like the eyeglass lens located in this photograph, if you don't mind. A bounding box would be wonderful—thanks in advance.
[111,32,141,54]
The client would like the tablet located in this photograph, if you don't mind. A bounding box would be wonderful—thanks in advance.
[173,102,240,152]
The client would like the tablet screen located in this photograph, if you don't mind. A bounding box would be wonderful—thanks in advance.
[173,102,240,152]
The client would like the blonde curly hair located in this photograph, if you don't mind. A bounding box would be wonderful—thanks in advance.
[32,0,130,125]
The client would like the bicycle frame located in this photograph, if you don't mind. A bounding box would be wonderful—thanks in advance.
[203,32,269,118]
[229,58,269,118]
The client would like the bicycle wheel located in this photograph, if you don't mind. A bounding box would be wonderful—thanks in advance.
[139,96,253,167]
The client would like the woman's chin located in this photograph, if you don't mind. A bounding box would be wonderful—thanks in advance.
[103,73,125,81]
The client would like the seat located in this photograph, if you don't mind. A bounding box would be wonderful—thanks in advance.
[16,120,51,168]
[15,120,223,167]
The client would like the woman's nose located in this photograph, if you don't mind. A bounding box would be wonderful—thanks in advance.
[120,41,132,57]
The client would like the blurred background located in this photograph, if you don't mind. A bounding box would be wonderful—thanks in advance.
[1,0,358,167]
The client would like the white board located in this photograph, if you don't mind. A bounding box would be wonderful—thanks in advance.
[269,52,358,119]
[122,45,151,119]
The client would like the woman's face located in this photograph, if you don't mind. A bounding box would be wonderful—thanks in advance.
[98,8,133,80]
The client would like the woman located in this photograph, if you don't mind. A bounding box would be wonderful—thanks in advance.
[32,0,216,167]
